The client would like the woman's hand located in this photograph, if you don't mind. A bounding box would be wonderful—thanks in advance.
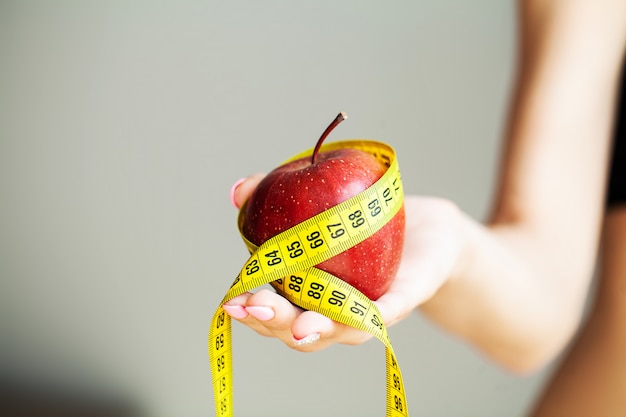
[224,175,466,351]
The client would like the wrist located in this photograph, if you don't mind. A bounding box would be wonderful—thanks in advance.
[445,209,476,287]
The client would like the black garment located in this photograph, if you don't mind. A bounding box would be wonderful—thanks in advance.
[608,66,626,206]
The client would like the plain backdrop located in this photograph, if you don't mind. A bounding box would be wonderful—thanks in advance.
[1,1,556,416]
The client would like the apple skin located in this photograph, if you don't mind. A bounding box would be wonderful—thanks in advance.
[241,147,405,300]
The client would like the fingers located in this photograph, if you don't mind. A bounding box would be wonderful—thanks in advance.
[223,289,375,351]
[223,289,301,340]
[292,310,374,347]
[230,174,266,209]
[223,289,326,351]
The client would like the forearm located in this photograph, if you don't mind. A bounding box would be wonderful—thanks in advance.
[419,0,626,373]
[420,216,584,374]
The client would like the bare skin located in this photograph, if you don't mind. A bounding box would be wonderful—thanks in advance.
[226,6,626,417]
[227,0,626,380]
[419,0,626,372]
[528,207,626,416]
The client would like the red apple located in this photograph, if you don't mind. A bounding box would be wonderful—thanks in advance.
[241,113,405,300]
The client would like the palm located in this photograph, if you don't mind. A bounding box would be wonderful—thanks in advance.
[375,195,465,327]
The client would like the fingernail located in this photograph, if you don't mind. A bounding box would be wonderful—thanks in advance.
[223,304,248,319]
[245,306,275,321]
[293,332,321,346]
[229,177,247,209]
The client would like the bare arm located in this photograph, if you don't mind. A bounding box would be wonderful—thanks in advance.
[420,0,626,372]
[224,0,626,373]
[528,209,626,416]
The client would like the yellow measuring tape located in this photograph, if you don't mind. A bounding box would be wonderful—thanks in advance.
[209,140,409,417]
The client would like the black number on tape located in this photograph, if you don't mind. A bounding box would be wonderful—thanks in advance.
[216,311,225,329]
[326,223,346,239]
[289,275,303,292]
[328,290,346,306]
[383,187,392,205]
[368,198,382,217]
[371,314,383,330]
[391,354,398,369]
[393,373,401,391]
[348,210,365,228]
[306,231,324,249]
[216,355,226,372]
[351,301,367,316]
[395,396,403,412]
[286,241,304,258]
[307,282,325,299]
[265,250,282,266]
[215,334,224,350]
[246,259,259,275]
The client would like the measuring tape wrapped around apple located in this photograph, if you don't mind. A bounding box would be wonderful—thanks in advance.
[209,113,410,417]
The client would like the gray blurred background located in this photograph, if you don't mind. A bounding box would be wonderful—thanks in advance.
[1,1,554,416]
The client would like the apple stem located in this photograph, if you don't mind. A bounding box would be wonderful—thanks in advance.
[311,111,348,165]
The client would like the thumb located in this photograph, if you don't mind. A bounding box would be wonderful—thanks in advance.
[230,173,266,209]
